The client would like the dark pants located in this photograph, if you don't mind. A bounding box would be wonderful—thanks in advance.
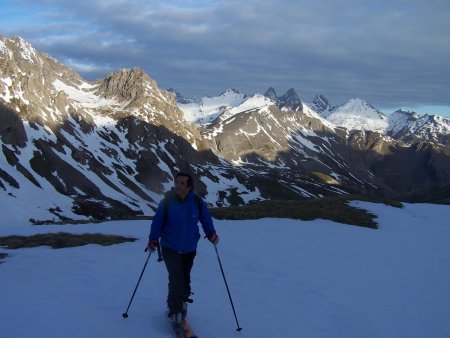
[162,246,196,313]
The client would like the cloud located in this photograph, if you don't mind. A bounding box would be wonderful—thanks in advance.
[1,0,450,110]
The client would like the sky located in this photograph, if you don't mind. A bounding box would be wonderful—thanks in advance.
[1,0,450,116]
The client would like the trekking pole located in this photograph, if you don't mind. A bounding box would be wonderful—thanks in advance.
[122,249,152,318]
[156,242,164,262]
[214,244,243,332]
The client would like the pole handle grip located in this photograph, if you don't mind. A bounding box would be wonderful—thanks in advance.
[156,243,163,262]
[145,242,163,262]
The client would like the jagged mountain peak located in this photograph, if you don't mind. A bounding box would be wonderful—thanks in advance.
[111,67,145,78]
[262,87,303,111]
[1,35,81,77]
[279,88,302,111]
[393,108,412,114]
[341,97,374,108]
[392,109,448,124]
[100,67,150,85]
[387,109,450,144]
[281,88,299,99]
[331,98,379,116]
[217,88,247,98]
[311,94,331,114]
[390,109,421,121]
[313,94,329,104]
[167,87,183,99]
[166,88,197,105]
[334,98,382,115]
[1,35,34,65]
[264,87,278,101]
[95,67,154,101]
[1,35,39,64]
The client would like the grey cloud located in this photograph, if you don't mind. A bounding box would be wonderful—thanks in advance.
[3,0,450,108]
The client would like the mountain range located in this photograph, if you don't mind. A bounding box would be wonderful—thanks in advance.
[1,35,450,223]
[174,88,450,145]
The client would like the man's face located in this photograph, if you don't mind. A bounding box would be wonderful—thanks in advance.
[175,175,191,199]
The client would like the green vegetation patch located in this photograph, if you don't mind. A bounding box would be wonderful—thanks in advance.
[210,195,403,229]
[0,232,137,250]
[437,197,450,205]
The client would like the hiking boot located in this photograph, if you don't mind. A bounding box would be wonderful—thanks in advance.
[181,302,188,319]
[168,311,183,325]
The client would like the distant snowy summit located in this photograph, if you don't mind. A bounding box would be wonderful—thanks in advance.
[318,98,389,134]
[311,97,450,144]
[387,109,450,144]
[168,88,247,124]
[172,86,450,145]
[309,97,450,143]
[173,88,388,133]
[171,87,305,125]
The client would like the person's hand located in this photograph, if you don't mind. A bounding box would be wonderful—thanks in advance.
[146,239,159,252]
[208,233,219,245]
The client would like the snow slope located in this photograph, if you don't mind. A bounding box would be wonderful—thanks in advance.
[1,202,450,338]
[178,89,247,124]
[322,98,389,133]
[388,109,450,143]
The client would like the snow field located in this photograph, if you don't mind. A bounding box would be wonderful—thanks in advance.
[0,202,449,337]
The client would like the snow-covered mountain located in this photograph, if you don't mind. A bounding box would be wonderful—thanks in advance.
[174,87,305,126]
[387,109,450,145]
[176,88,450,146]
[308,94,332,115]
[172,88,248,125]
[0,36,264,223]
[319,98,389,134]
[304,97,450,145]
[2,36,450,223]
[297,94,450,148]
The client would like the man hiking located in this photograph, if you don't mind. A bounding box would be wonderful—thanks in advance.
[147,172,219,325]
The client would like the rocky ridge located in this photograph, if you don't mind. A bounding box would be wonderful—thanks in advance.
[0,36,260,223]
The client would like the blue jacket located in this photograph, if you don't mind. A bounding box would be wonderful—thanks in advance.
[149,190,216,253]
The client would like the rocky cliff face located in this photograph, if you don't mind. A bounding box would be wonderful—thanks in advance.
[310,95,331,114]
